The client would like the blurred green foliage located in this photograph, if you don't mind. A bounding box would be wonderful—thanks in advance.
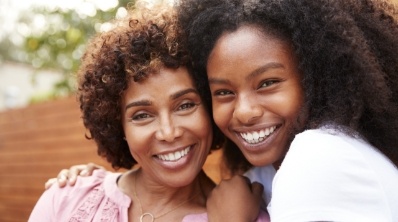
[0,0,133,103]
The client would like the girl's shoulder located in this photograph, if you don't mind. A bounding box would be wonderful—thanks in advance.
[272,127,398,221]
[291,126,367,157]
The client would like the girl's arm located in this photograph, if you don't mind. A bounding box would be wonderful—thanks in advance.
[45,163,104,189]
[206,175,266,222]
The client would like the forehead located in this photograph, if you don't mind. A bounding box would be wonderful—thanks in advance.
[124,66,194,97]
[213,25,291,58]
[207,25,297,76]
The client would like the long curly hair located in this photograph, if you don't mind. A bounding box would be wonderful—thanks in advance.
[77,2,223,169]
[177,0,398,173]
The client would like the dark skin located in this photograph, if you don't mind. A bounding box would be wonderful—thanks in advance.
[206,176,264,222]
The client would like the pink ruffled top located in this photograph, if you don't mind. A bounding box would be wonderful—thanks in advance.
[29,169,269,222]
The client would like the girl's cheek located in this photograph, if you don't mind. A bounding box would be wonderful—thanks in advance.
[212,103,228,125]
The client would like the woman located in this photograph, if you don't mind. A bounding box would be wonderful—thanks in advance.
[29,2,270,221]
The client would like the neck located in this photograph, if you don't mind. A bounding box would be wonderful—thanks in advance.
[133,169,202,202]
[118,169,213,221]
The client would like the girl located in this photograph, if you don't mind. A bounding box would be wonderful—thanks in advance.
[178,0,398,221]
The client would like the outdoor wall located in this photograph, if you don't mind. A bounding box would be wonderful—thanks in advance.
[0,96,223,222]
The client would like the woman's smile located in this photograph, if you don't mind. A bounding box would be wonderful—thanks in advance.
[155,146,192,162]
[122,66,213,186]
[154,145,195,170]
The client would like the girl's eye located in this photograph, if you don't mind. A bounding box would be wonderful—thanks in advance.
[178,102,196,111]
[259,79,279,89]
[214,90,233,96]
[131,113,151,121]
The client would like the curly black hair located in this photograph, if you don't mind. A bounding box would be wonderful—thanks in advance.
[177,0,398,173]
[77,3,224,169]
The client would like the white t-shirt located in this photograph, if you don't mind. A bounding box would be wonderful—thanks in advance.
[268,127,398,222]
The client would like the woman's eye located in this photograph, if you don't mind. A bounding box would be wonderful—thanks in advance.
[259,80,278,88]
[178,102,196,111]
[131,113,151,121]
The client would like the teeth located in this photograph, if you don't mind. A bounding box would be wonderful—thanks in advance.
[175,151,181,159]
[253,132,259,140]
[157,147,191,162]
[259,130,265,137]
[239,126,277,144]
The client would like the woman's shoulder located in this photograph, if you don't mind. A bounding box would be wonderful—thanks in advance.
[58,169,127,218]
[29,169,123,221]
[50,169,119,206]
[46,169,109,197]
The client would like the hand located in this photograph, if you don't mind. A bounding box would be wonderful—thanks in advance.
[206,175,264,222]
[44,163,104,189]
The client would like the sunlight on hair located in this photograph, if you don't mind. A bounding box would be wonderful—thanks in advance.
[139,0,176,8]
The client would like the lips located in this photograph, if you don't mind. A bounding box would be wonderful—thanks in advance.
[239,126,277,144]
[156,146,191,162]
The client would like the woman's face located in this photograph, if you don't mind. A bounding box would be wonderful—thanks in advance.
[207,25,304,167]
[121,67,213,187]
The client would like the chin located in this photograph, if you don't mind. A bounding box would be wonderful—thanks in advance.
[245,153,277,167]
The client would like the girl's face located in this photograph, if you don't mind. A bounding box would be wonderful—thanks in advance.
[121,67,213,187]
[207,25,304,167]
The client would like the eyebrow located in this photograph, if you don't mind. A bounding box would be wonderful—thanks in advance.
[246,62,285,80]
[125,100,152,110]
[208,62,285,84]
[124,88,198,111]
[171,88,198,100]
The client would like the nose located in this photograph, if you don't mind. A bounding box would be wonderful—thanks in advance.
[233,94,264,124]
[155,114,183,142]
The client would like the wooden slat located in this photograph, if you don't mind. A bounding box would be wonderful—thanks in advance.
[0,111,82,135]
[0,96,113,222]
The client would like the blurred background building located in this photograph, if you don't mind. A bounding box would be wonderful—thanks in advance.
[0,0,132,111]
[0,62,63,110]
